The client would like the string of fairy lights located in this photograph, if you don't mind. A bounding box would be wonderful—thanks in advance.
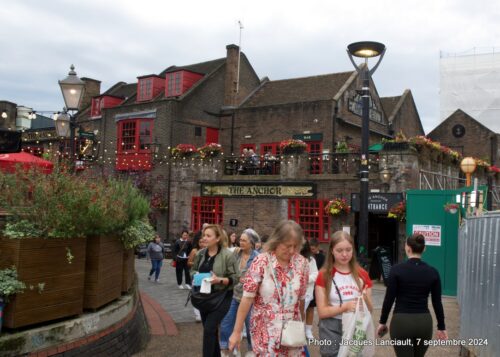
[21,139,386,171]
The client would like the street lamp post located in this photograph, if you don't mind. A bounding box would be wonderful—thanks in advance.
[347,41,385,266]
[58,65,85,168]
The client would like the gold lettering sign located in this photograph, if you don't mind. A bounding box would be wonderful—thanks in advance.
[22,130,58,142]
[202,184,314,198]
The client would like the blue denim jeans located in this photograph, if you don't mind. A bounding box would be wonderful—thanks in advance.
[149,259,163,280]
[219,298,252,350]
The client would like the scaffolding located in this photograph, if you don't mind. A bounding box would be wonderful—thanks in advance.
[440,47,500,132]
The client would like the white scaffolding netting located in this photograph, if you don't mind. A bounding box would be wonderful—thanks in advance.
[440,48,500,132]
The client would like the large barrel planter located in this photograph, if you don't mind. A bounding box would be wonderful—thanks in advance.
[0,237,86,329]
[121,248,135,293]
[84,235,123,310]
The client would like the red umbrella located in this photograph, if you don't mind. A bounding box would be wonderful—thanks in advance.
[0,152,54,174]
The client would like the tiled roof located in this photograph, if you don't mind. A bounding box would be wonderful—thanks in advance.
[380,96,402,118]
[242,71,354,107]
[105,82,137,99]
[160,58,226,75]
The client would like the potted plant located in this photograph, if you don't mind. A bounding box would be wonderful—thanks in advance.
[120,219,156,292]
[388,201,406,222]
[171,144,197,158]
[198,142,223,159]
[0,267,25,332]
[444,203,459,214]
[280,139,307,155]
[150,190,168,212]
[325,198,351,216]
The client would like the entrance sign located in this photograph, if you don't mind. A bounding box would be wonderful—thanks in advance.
[412,224,442,246]
[200,182,315,198]
[351,193,404,213]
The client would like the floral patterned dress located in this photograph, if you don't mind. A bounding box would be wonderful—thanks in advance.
[242,252,309,357]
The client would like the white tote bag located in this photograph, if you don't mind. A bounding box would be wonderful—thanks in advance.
[280,319,307,347]
[338,297,375,357]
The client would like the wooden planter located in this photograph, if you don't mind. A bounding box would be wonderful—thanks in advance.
[0,237,86,329]
[122,248,135,293]
[84,235,124,310]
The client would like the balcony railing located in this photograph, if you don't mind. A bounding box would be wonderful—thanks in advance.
[222,153,380,176]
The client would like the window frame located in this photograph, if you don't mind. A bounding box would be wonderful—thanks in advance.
[137,78,153,101]
[117,119,154,154]
[288,198,331,243]
[191,196,223,231]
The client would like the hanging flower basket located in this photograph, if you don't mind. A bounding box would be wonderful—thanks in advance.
[171,144,197,158]
[198,143,223,159]
[388,201,406,222]
[280,139,307,155]
[444,203,459,214]
[325,198,351,216]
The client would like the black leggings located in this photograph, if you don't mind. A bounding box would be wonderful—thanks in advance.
[390,313,433,357]
[175,259,191,285]
[200,291,233,357]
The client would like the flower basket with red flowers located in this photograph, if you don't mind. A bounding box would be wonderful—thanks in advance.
[171,144,197,158]
[280,139,307,155]
[198,142,223,158]
[325,198,351,216]
[150,192,168,212]
[388,201,406,221]
[444,203,459,214]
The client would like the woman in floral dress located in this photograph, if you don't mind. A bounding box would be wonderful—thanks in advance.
[229,220,310,356]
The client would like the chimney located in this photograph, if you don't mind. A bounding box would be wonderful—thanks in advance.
[224,44,239,107]
[80,78,101,111]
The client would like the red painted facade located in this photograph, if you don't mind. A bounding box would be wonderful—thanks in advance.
[91,96,123,118]
[165,70,203,97]
[137,76,165,102]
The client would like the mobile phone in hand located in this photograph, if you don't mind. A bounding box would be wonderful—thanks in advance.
[378,325,388,338]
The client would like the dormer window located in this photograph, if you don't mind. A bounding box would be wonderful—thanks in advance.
[165,70,203,97]
[136,75,165,102]
[91,95,123,118]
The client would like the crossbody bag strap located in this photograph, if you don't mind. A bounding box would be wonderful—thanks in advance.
[332,277,343,306]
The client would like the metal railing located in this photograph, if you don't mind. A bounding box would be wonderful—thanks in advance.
[458,214,500,357]
[419,169,466,190]
[222,153,379,176]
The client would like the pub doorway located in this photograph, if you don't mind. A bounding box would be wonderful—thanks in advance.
[367,213,398,279]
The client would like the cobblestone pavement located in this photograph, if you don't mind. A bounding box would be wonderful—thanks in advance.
[134,258,461,357]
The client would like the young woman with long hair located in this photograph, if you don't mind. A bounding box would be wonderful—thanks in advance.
[315,231,373,357]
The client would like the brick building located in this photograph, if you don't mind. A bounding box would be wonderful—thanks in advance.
[428,109,499,166]
[71,44,431,262]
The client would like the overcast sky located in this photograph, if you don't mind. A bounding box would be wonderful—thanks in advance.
[1,0,499,133]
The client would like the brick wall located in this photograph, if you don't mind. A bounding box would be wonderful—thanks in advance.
[428,110,499,166]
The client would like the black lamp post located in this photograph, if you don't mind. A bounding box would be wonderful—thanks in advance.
[57,65,85,167]
[347,41,385,265]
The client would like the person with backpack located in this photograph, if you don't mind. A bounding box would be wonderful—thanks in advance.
[147,234,165,283]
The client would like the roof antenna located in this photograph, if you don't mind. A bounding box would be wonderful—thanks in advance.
[236,20,244,94]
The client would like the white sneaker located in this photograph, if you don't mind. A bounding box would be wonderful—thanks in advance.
[184,284,191,289]
[155,279,160,283]
[178,285,184,289]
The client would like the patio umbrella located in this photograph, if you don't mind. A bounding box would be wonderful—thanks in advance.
[0,152,54,174]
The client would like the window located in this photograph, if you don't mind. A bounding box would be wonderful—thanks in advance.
[137,78,153,101]
[192,197,223,231]
[307,141,323,174]
[195,127,202,137]
[166,72,182,96]
[260,142,281,174]
[117,119,153,153]
[288,199,331,242]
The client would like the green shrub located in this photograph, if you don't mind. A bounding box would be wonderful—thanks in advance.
[120,220,156,249]
[0,267,26,302]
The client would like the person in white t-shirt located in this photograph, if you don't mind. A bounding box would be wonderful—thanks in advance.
[315,231,373,357]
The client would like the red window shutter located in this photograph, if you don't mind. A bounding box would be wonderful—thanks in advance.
[288,199,330,243]
[191,197,223,231]
[206,127,219,144]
